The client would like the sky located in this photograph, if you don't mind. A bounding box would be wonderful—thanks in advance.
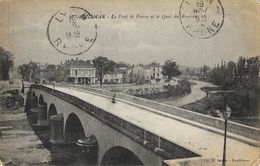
[0,0,259,67]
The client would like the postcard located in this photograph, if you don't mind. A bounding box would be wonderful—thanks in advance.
[0,0,259,165]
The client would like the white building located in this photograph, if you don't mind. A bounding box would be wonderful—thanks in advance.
[103,67,127,84]
[66,60,95,84]
[103,73,124,84]
[125,62,163,84]
[149,62,163,82]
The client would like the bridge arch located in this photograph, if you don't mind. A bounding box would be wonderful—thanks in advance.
[48,103,57,120]
[64,113,86,144]
[101,146,144,166]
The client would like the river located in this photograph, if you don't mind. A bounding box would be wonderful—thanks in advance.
[154,80,216,107]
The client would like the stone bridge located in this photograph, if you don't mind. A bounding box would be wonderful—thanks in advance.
[27,84,260,166]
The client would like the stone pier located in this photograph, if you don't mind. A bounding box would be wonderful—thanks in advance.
[28,95,38,124]
[32,103,49,130]
[49,113,64,145]
[76,135,98,165]
[36,104,48,126]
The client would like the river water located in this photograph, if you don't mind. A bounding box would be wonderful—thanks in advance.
[154,80,216,107]
[0,107,90,165]
[0,80,88,165]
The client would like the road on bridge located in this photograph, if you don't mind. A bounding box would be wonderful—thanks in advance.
[48,85,259,165]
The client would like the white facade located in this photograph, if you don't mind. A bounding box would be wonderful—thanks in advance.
[69,67,95,84]
[150,64,163,81]
[103,73,124,84]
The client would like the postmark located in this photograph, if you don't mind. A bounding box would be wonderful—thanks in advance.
[47,7,97,56]
[179,0,224,39]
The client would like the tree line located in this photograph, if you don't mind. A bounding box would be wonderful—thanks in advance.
[206,56,259,117]
[0,47,14,80]
[17,56,181,85]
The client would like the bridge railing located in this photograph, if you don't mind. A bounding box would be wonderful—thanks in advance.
[31,84,200,160]
[56,83,260,142]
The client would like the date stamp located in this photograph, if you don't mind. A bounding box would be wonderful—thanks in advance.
[179,0,224,39]
[47,7,97,56]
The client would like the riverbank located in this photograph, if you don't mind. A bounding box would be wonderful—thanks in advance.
[0,80,51,165]
[0,108,51,165]
[181,87,260,128]
[0,80,96,165]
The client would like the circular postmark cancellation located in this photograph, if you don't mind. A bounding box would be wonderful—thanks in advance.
[179,0,224,39]
[47,7,97,56]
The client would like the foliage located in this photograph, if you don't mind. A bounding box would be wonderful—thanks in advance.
[207,56,260,117]
[117,61,130,68]
[18,61,39,82]
[93,56,117,74]
[0,47,14,80]
[93,56,119,85]
[18,64,30,80]
[163,79,191,97]
[199,65,210,80]
[178,79,192,94]
[46,64,57,82]
[161,60,181,79]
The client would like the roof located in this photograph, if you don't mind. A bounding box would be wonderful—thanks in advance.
[62,60,94,68]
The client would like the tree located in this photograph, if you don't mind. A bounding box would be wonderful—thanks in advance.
[46,64,56,82]
[237,56,246,82]
[161,60,181,80]
[28,62,39,82]
[93,56,118,86]
[206,56,260,117]
[0,47,14,80]
[202,65,210,75]
[18,64,30,83]
[117,61,130,68]
[18,61,39,82]
[224,61,236,87]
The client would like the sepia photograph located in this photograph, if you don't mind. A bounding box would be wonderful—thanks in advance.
[0,0,259,165]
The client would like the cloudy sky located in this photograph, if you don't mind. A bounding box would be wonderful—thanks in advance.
[0,0,259,67]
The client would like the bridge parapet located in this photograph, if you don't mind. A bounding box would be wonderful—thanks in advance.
[31,84,200,161]
[56,84,260,142]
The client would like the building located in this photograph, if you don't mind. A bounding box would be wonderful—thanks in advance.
[125,62,163,84]
[148,62,163,83]
[59,59,95,84]
[103,67,127,84]
[125,65,151,84]
[103,73,124,84]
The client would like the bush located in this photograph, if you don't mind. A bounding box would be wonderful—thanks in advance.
[163,79,192,97]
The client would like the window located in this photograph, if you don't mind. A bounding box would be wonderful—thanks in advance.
[75,70,78,76]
